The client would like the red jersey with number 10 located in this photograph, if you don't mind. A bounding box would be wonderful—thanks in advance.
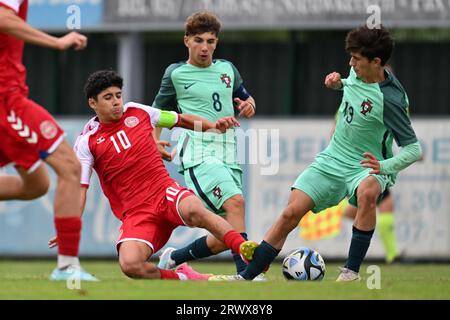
[74,102,180,221]
[0,0,29,95]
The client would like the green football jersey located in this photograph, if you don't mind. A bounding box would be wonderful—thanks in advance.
[153,59,244,170]
[324,67,418,172]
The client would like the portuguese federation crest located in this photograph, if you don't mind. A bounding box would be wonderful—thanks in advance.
[360,99,373,116]
[220,74,232,88]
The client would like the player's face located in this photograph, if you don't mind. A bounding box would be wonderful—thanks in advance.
[184,32,218,67]
[349,52,379,82]
[89,87,123,123]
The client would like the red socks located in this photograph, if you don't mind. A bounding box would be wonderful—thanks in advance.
[159,269,180,280]
[223,230,245,254]
[54,216,81,257]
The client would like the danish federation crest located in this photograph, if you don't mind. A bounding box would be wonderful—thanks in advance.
[40,120,58,140]
[125,116,139,128]
[220,74,232,88]
[360,99,373,116]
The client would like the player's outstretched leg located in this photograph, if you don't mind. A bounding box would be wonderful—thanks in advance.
[177,195,258,265]
[119,241,209,280]
[45,141,97,281]
[210,189,314,281]
[159,194,253,274]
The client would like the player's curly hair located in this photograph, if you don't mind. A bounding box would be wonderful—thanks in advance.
[84,70,123,100]
[345,25,394,66]
[185,11,221,36]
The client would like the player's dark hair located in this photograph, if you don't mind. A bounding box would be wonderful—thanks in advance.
[185,11,221,37]
[84,70,123,100]
[345,25,394,66]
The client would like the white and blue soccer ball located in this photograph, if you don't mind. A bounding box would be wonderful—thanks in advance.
[282,247,325,281]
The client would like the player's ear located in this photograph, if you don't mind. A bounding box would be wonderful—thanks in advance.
[372,57,382,67]
[183,35,189,48]
[88,97,97,110]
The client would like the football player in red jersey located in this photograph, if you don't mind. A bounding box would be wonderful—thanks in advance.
[0,0,96,280]
[50,70,258,280]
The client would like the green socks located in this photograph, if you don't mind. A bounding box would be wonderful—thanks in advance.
[377,212,399,263]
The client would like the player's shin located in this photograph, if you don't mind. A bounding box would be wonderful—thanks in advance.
[222,230,246,254]
[170,235,214,265]
[54,216,81,268]
[239,241,280,280]
[345,226,375,273]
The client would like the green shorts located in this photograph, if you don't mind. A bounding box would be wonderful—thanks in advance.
[292,154,392,213]
[184,161,243,215]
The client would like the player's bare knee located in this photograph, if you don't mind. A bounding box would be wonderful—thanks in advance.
[224,195,245,213]
[59,156,81,182]
[357,188,379,210]
[185,209,208,228]
[280,204,302,228]
[120,261,146,279]
[181,199,208,227]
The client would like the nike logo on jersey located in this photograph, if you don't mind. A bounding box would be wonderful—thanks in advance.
[97,137,105,144]
[184,82,196,90]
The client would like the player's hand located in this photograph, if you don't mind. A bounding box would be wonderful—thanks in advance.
[324,72,343,90]
[57,32,88,51]
[215,116,240,133]
[360,152,380,174]
[156,140,174,161]
[48,236,58,249]
[234,98,255,118]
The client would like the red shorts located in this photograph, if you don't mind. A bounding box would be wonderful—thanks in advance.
[116,181,195,255]
[0,93,65,172]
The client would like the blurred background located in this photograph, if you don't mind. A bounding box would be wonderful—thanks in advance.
[1,0,449,261]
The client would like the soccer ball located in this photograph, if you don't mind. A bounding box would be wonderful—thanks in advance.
[282,247,325,281]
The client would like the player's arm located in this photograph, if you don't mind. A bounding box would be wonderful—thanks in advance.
[151,64,179,160]
[74,133,94,213]
[179,113,240,132]
[361,141,422,174]
[152,127,173,161]
[378,141,422,174]
[230,61,256,118]
[361,95,423,175]
[155,110,239,133]
[234,88,256,118]
[0,6,87,50]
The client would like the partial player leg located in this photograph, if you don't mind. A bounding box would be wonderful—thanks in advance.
[119,241,209,280]
[163,194,248,271]
[377,191,399,263]
[338,176,380,282]
[236,189,315,281]
[218,195,249,273]
[119,241,164,279]
[162,165,248,274]
[0,165,49,200]
[177,195,256,262]
[45,141,96,280]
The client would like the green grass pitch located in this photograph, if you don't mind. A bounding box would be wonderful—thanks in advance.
[1,260,449,300]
